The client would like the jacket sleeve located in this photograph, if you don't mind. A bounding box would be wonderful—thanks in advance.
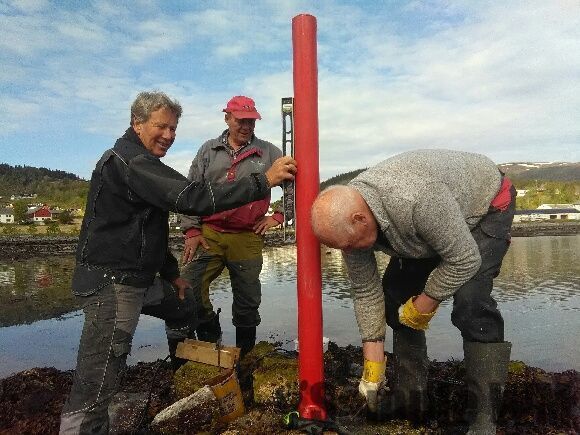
[342,248,386,342]
[159,250,180,283]
[412,182,482,301]
[180,148,205,233]
[127,153,270,216]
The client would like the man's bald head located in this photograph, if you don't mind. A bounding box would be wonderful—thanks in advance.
[311,185,378,250]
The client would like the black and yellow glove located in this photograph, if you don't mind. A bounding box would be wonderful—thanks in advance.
[398,296,438,330]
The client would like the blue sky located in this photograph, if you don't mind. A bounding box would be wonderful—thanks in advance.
[1,0,579,186]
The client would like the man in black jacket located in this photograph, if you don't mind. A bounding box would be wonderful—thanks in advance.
[59,91,296,434]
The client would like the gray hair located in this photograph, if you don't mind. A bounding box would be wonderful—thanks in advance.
[130,91,183,125]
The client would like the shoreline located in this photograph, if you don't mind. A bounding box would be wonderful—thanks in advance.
[0,232,295,261]
[0,222,578,261]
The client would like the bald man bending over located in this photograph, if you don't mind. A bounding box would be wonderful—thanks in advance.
[311,149,515,433]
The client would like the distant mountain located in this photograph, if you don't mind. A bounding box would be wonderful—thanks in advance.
[320,168,367,190]
[497,162,580,182]
[320,162,580,187]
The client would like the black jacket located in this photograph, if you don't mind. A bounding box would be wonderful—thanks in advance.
[73,128,270,295]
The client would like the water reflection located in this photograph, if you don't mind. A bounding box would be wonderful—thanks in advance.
[0,256,78,327]
[495,236,579,303]
[0,235,578,376]
[320,248,390,305]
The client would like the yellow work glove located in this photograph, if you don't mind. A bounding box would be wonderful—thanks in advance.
[398,296,438,330]
[358,358,386,412]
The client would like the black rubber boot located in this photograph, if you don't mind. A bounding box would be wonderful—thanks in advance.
[235,326,257,406]
[167,338,188,372]
[380,328,429,421]
[235,326,257,358]
[463,341,511,435]
[195,313,222,343]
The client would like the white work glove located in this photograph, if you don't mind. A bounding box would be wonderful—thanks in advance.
[358,358,386,412]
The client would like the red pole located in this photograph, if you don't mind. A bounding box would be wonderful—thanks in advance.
[292,14,326,420]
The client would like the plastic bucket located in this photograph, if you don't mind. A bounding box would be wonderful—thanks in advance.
[208,369,245,423]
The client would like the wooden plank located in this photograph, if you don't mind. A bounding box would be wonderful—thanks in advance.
[183,339,215,349]
[176,340,240,369]
[183,339,241,362]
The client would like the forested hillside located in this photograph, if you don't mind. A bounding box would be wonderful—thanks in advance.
[0,164,89,209]
[2,161,579,212]
[497,162,580,182]
[320,168,367,190]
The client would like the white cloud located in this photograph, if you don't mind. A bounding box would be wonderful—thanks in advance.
[0,96,42,133]
[162,149,195,177]
[5,0,48,13]
[55,15,109,47]
[303,1,580,176]
[0,15,53,55]
[0,0,578,179]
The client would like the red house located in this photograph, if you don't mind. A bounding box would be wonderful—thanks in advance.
[26,206,52,223]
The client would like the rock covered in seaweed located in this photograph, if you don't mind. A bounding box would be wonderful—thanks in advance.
[0,343,578,434]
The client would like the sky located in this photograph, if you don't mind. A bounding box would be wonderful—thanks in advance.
[1,0,579,187]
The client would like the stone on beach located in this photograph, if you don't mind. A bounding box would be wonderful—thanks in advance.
[151,385,219,433]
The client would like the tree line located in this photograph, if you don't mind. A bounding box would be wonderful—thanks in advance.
[2,163,578,214]
[0,163,89,209]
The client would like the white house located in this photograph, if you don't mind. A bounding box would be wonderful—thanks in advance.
[0,207,14,224]
[10,193,37,201]
[537,203,580,211]
[516,189,529,197]
[514,208,580,223]
[168,212,181,229]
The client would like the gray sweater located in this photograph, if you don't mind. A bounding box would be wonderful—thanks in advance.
[344,149,501,342]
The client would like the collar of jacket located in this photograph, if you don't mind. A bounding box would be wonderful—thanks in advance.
[113,127,154,163]
[122,126,143,146]
[213,129,254,150]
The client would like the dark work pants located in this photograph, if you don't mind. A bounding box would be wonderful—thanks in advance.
[59,278,197,434]
[383,196,515,343]
[181,225,264,328]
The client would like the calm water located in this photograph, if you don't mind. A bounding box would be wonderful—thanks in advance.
[0,235,578,378]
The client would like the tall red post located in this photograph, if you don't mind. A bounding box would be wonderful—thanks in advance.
[292,14,326,420]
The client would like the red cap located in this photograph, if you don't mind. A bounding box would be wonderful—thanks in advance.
[222,96,262,120]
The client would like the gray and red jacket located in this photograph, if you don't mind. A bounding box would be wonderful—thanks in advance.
[181,130,283,238]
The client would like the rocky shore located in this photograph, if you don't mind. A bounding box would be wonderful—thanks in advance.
[510,221,580,237]
[0,342,578,434]
[0,232,294,261]
[0,223,577,261]
[0,235,79,260]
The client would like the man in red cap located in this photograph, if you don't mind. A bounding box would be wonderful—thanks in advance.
[178,96,286,359]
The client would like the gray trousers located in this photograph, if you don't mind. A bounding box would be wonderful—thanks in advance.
[59,278,197,434]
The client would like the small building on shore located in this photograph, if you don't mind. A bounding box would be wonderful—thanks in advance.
[0,207,14,224]
[26,206,53,224]
[514,208,580,223]
[516,189,529,197]
[537,203,580,211]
